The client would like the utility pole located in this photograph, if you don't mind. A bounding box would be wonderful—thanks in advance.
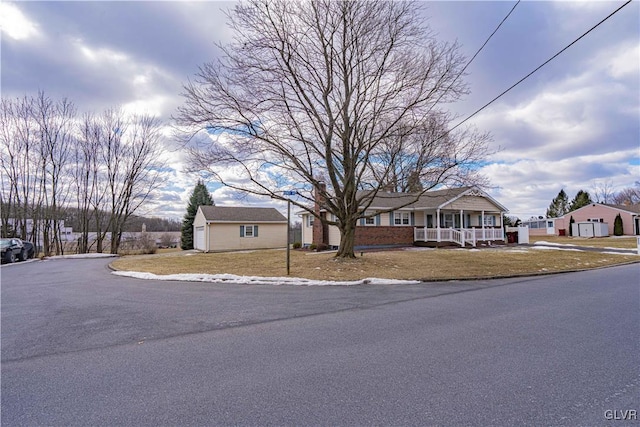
[283,190,297,275]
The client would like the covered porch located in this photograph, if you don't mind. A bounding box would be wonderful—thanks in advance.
[412,208,505,247]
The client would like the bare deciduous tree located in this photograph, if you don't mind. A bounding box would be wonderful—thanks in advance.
[101,111,166,254]
[0,96,40,242]
[74,112,104,253]
[2,93,166,255]
[33,92,76,255]
[592,180,616,204]
[373,112,490,193]
[177,0,491,257]
[611,181,640,206]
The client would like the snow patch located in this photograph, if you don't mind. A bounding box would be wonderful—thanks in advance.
[531,246,582,252]
[112,270,421,286]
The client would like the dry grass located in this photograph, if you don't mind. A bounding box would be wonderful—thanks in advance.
[529,235,639,249]
[110,246,639,282]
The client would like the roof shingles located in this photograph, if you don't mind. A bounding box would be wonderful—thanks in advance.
[199,206,287,222]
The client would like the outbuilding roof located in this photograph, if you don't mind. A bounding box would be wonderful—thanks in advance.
[603,203,640,215]
[198,206,287,223]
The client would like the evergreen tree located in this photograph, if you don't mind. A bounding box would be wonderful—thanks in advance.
[546,189,569,218]
[569,190,592,212]
[568,215,575,236]
[181,181,215,250]
[613,213,623,236]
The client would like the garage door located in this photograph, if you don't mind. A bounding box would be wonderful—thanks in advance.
[195,226,205,250]
[578,223,594,237]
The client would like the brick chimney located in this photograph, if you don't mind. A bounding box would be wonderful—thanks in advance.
[312,181,328,247]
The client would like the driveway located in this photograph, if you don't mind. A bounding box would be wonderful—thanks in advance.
[2,258,638,425]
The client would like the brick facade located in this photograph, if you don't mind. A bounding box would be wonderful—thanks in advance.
[354,226,414,246]
[312,183,329,246]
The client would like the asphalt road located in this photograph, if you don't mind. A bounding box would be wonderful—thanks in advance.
[1,258,638,426]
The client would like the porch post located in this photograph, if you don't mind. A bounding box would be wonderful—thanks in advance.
[482,210,486,240]
[460,209,465,246]
[436,209,441,243]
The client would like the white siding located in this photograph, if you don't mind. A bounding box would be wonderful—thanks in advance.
[328,224,341,247]
[302,213,313,245]
[193,208,208,251]
[209,223,287,251]
[442,195,501,212]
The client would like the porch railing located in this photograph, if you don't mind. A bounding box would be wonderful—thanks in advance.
[414,227,504,246]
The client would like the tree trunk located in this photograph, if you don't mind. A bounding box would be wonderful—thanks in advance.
[336,220,357,258]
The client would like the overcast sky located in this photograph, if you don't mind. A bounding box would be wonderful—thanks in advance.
[1,0,638,221]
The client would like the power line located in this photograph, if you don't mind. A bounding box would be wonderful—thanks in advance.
[447,0,633,134]
[428,1,520,115]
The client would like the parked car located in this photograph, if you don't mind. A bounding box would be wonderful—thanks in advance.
[1,238,27,263]
[20,240,36,259]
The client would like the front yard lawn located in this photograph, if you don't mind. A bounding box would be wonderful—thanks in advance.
[110,245,639,282]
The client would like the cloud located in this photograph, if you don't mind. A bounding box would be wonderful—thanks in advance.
[482,152,639,218]
[2,1,637,224]
[474,34,638,164]
[0,3,40,40]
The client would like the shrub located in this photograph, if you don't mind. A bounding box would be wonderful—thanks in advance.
[292,242,302,249]
[309,243,317,250]
[569,216,575,236]
[316,243,329,251]
[613,213,623,236]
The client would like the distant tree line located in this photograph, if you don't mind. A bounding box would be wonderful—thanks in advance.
[0,91,166,255]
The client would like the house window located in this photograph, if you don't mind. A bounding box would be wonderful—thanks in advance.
[483,215,495,226]
[307,215,314,227]
[240,225,259,237]
[443,214,454,228]
[394,212,410,225]
[364,211,376,226]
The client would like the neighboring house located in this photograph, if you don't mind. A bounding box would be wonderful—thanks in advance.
[5,218,75,241]
[300,186,508,249]
[521,217,557,236]
[548,203,640,236]
[193,206,288,252]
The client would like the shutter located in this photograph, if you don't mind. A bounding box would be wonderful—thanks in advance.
[254,225,259,237]
[375,214,380,226]
[240,225,245,237]
[390,211,395,226]
[360,218,365,226]
[410,212,415,226]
